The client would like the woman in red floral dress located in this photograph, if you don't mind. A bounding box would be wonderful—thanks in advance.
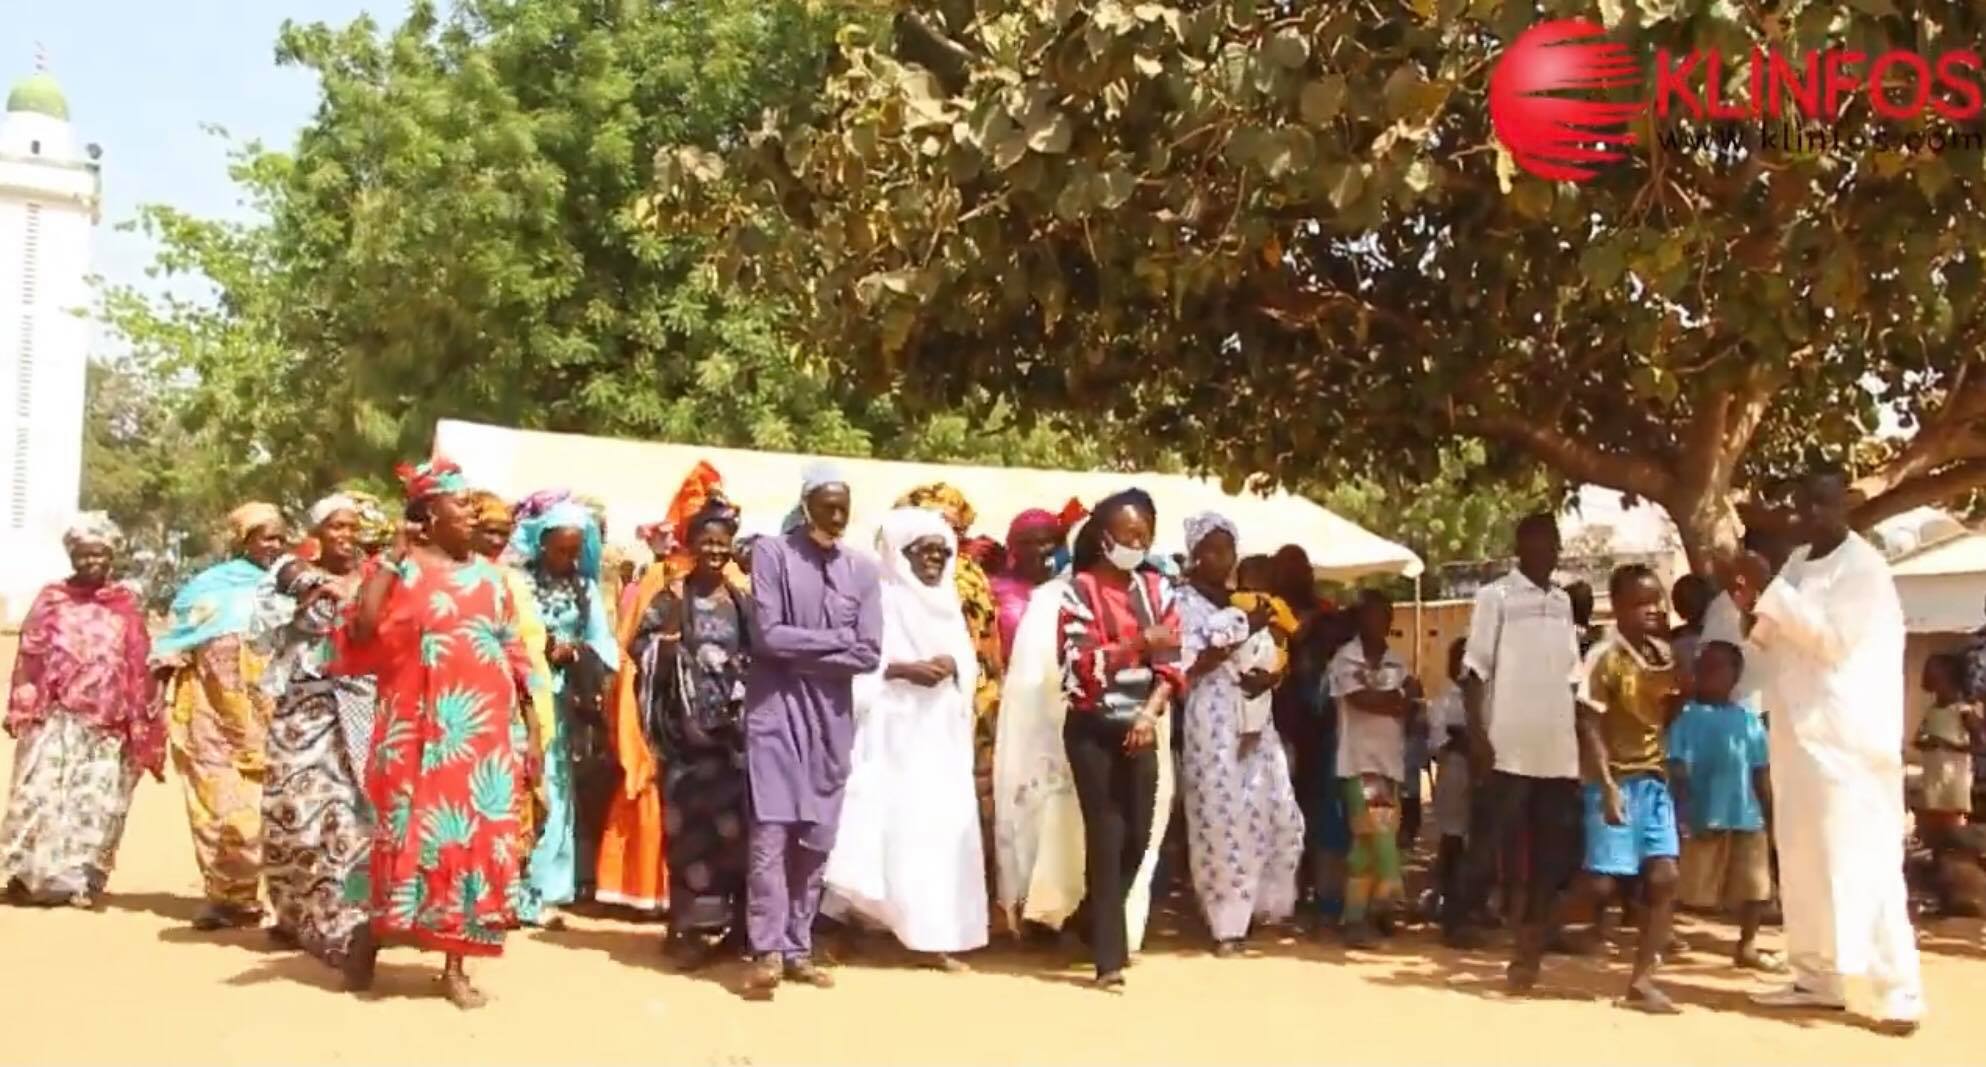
[336,459,534,1009]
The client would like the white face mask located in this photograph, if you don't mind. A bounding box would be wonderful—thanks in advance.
[1101,536,1146,571]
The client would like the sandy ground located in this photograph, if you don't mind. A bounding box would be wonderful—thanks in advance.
[5,730,1986,1067]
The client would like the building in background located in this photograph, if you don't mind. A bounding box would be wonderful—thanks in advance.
[0,55,100,621]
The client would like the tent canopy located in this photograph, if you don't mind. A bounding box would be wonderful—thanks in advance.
[432,420,1423,581]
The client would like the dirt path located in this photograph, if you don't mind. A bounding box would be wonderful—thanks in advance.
[4,735,1983,1066]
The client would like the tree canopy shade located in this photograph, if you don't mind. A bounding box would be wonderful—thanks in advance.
[654,0,1986,563]
[91,0,1115,557]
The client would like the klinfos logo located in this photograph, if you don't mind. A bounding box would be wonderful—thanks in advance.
[1490,20,1644,182]
[1489,20,1986,183]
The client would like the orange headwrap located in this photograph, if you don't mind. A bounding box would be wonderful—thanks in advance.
[663,461,726,578]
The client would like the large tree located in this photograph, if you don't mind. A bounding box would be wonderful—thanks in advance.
[657,0,1986,563]
[95,0,1110,538]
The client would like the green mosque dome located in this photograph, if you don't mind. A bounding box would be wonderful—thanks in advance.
[6,72,69,121]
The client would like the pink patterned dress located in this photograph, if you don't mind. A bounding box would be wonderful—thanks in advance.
[1,580,159,901]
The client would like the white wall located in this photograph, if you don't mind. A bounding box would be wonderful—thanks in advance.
[0,168,95,619]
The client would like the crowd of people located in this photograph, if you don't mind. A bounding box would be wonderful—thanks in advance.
[0,459,1937,1031]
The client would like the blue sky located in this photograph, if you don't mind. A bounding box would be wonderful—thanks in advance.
[11,0,408,310]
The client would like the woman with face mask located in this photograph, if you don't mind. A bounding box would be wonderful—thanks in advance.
[1,514,159,908]
[1054,488,1183,988]
[152,501,290,932]
[822,507,987,969]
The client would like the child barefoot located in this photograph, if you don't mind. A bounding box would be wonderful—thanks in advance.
[1668,641,1779,972]
[1569,565,1685,1013]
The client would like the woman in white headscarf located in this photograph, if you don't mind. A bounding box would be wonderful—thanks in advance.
[822,507,988,965]
[1175,511,1304,954]
[2,514,159,907]
[248,493,377,966]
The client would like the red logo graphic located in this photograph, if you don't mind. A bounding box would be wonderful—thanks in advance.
[1489,20,1645,182]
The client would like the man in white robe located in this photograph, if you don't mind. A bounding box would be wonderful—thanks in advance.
[1748,469,1924,1032]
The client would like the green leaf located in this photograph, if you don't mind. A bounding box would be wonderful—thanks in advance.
[1026,110,1074,154]
[1580,240,1628,292]
[1265,27,1310,69]
[1326,162,1365,210]
[1299,76,1347,126]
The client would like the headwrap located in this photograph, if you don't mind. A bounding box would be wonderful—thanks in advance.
[227,502,283,548]
[62,512,123,554]
[152,557,269,658]
[1007,508,1060,543]
[661,461,731,578]
[307,493,360,531]
[509,498,605,580]
[1183,510,1239,556]
[574,493,611,538]
[873,506,977,690]
[394,457,467,501]
[514,488,571,520]
[1056,497,1090,531]
[344,491,394,548]
[463,489,512,528]
[801,460,849,497]
[896,482,977,534]
[781,505,807,534]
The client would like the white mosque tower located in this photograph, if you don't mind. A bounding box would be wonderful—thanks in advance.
[0,51,101,620]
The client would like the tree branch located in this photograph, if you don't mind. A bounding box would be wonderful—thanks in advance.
[1851,459,1986,528]
[892,12,978,94]
[1457,411,1676,503]
[1854,359,1986,500]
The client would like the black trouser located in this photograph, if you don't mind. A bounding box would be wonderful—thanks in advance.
[562,689,619,899]
[1064,714,1159,977]
[1443,772,1580,939]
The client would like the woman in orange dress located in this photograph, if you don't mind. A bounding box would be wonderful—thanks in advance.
[596,461,738,916]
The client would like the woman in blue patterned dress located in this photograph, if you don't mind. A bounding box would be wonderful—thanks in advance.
[510,495,620,926]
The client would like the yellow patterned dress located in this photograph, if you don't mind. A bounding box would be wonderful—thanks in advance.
[153,558,277,917]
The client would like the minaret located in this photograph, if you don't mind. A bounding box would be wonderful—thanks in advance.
[0,50,102,620]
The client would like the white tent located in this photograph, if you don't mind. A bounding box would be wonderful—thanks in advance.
[432,420,1424,581]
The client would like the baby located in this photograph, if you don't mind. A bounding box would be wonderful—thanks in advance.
[1229,555,1298,734]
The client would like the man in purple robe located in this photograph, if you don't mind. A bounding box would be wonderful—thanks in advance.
[742,462,883,995]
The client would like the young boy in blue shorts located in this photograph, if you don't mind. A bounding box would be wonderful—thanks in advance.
[1570,564,1686,1013]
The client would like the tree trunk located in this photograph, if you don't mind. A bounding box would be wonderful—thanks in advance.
[1664,487,1745,575]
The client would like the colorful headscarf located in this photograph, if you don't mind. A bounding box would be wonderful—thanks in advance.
[896,482,977,535]
[509,498,605,580]
[227,502,283,548]
[343,490,394,549]
[307,493,361,530]
[152,556,270,659]
[395,458,468,501]
[662,461,730,578]
[1183,510,1239,556]
[62,512,123,554]
[464,488,512,528]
